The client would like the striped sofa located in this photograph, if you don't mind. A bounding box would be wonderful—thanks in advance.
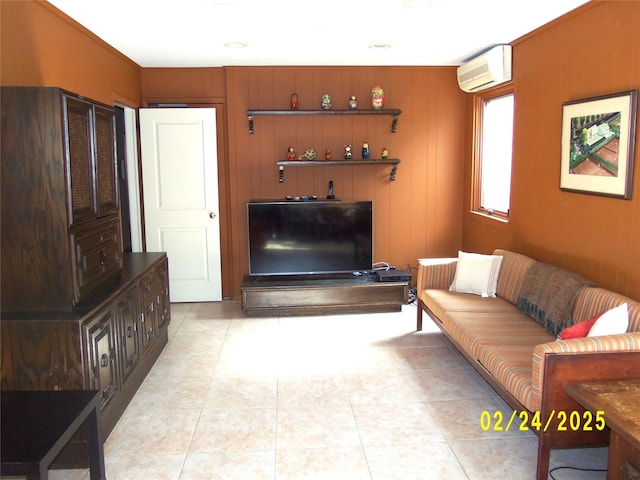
[416,249,640,480]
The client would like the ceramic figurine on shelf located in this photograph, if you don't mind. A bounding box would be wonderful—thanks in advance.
[325,149,332,160]
[290,93,299,110]
[371,85,384,110]
[381,147,389,159]
[344,144,352,160]
[301,148,317,161]
[349,95,357,110]
[287,146,296,160]
[321,94,332,110]
[362,142,370,160]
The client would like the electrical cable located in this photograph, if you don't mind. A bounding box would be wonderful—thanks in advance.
[548,465,607,480]
[372,261,392,271]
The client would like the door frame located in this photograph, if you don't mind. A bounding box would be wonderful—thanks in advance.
[114,103,143,253]
[141,100,232,299]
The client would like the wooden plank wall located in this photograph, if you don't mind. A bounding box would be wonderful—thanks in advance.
[462,1,640,301]
[224,66,466,298]
[0,1,141,107]
[8,0,639,302]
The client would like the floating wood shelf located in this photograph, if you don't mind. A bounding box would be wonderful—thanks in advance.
[247,109,402,133]
[276,159,400,182]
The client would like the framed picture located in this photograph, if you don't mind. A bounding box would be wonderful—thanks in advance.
[560,90,637,199]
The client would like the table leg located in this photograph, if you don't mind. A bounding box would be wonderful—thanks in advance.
[25,464,47,480]
[85,406,106,480]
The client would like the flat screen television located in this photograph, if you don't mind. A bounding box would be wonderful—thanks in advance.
[247,200,373,276]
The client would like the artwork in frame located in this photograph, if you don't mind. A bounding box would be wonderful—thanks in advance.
[560,90,637,199]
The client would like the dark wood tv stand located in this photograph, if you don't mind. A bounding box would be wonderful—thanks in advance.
[241,273,408,316]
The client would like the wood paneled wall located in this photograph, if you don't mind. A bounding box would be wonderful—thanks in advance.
[0,1,141,107]
[7,0,639,302]
[462,1,640,301]
[224,67,466,297]
[140,66,466,298]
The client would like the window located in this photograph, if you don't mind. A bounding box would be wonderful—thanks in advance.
[472,84,514,220]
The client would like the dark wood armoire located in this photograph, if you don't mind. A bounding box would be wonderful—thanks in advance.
[0,87,170,455]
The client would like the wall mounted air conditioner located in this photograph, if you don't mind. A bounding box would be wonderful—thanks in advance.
[457,45,512,93]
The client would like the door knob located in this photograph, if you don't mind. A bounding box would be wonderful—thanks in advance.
[209,211,216,219]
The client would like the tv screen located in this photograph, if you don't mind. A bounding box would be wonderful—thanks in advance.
[247,200,373,276]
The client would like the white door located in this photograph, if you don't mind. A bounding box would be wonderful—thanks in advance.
[139,108,222,302]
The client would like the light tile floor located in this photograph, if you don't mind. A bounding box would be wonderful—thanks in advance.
[41,301,608,479]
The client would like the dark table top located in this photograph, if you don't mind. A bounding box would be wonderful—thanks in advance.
[1,390,101,464]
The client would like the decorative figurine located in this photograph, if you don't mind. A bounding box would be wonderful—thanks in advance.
[362,142,370,160]
[321,94,332,110]
[327,180,335,200]
[287,146,296,160]
[290,93,299,110]
[325,149,332,160]
[301,148,317,161]
[344,144,352,160]
[349,95,357,110]
[371,85,384,110]
[381,147,389,159]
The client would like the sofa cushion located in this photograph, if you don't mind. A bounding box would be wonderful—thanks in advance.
[443,310,554,360]
[587,303,629,337]
[421,289,517,323]
[477,344,538,412]
[493,249,537,305]
[558,314,601,340]
[573,287,640,332]
[449,251,503,297]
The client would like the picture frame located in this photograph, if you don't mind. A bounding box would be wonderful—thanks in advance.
[560,89,637,199]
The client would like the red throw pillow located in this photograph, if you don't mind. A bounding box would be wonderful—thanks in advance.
[558,313,602,340]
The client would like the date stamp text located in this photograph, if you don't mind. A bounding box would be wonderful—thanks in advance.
[480,409,606,432]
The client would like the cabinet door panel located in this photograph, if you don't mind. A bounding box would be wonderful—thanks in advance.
[94,105,119,217]
[64,94,95,226]
[154,262,171,333]
[116,287,139,384]
[139,271,157,358]
[86,309,119,410]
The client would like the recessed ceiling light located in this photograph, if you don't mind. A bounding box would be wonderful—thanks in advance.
[402,0,434,7]
[368,43,392,49]
[224,41,248,48]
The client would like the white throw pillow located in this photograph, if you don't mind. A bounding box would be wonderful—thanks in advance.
[587,303,629,337]
[449,251,503,298]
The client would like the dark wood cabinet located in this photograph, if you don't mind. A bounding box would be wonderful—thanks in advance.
[1,87,122,311]
[1,253,170,441]
[1,87,171,449]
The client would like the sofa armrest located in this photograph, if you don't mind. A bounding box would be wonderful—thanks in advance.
[417,258,457,292]
[530,332,640,411]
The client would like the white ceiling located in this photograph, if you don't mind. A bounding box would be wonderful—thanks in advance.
[47,0,589,68]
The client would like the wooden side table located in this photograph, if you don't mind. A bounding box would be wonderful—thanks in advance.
[1,390,106,480]
[565,379,640,480]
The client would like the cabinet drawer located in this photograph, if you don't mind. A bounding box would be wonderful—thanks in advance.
[71,217,123,303]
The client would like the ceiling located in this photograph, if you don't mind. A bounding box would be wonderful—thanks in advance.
[47,0,589,68]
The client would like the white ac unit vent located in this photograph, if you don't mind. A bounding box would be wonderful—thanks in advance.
[457,45,512,93]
